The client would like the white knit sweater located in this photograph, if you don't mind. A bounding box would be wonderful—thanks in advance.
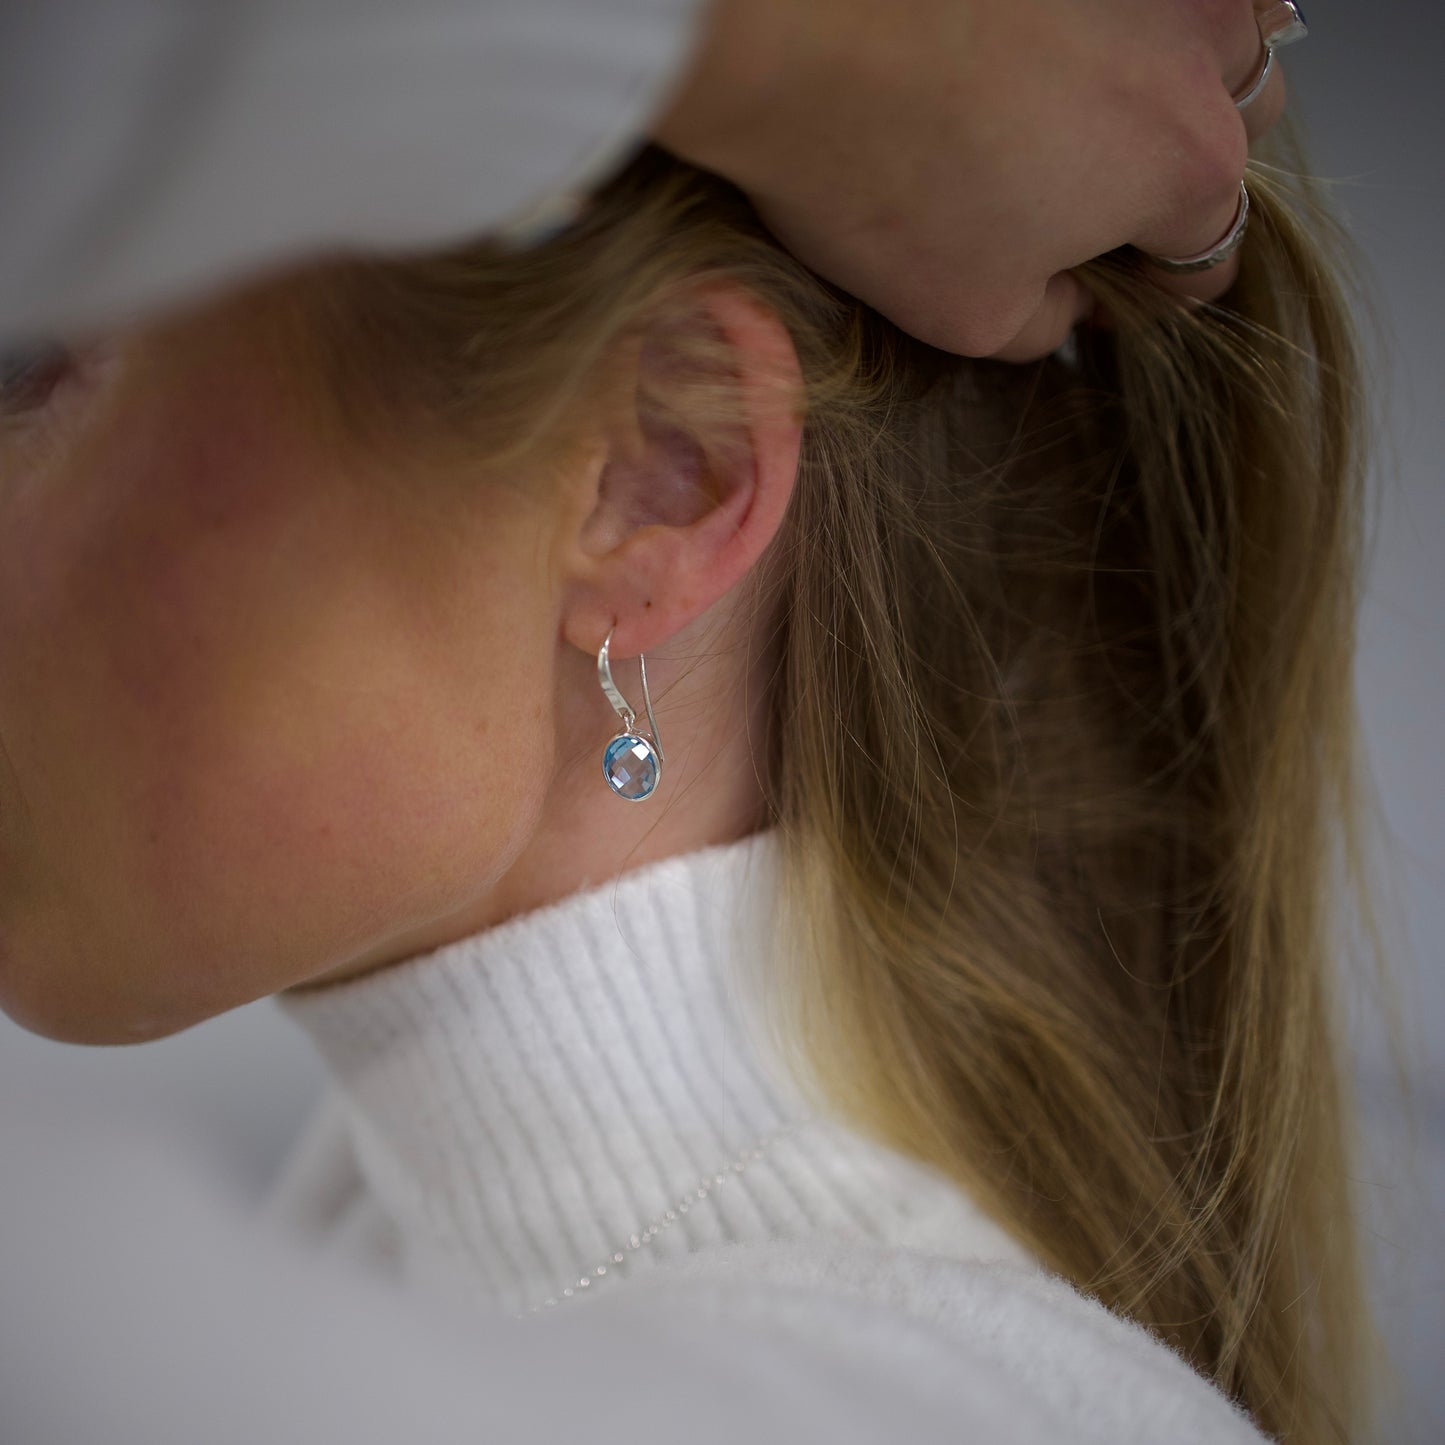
[264,831,1031,1314]
[252,830,1269,1443]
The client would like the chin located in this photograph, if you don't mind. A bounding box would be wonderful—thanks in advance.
[0,988,181,1047]
[1,995,202,1047]
[0,936,202,1047]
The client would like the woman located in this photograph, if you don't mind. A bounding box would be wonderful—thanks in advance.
[0,129,1377,1443]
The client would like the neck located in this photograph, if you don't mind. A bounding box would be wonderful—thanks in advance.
[302,614,774,993]
[276,832,830,1315]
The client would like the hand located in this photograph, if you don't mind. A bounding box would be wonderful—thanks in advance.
[651,0,1290,361]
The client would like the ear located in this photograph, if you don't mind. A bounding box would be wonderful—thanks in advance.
[557,280,804,659]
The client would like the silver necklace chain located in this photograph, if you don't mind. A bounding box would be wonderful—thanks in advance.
[516,1114,814,1318]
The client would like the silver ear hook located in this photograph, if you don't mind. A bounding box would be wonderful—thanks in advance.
[598,627,665,801]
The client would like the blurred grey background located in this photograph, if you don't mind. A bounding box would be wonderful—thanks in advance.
[0,2,1440,1438]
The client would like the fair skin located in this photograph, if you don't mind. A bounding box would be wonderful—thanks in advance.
[654,0,1290,359]
[0,272,802,1046]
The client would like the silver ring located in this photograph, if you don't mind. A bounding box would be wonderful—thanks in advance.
[1233,1,1309,110]
[1232,45,1275,110]
[1144,181,1251,275]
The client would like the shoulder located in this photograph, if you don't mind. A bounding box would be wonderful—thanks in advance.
[563,1238,1269,1445]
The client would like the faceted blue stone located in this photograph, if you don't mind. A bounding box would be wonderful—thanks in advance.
[603,734,660,801]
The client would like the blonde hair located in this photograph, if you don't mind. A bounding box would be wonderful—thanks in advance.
[304,132,1384,1442]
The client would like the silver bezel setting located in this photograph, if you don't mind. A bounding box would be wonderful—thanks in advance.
[602,731,661,802]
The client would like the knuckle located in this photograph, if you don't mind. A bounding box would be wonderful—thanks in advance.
[949,289,1044,358]
[1173,95,1249,212]
[1195,0,1270,98]
[1192,0,1239,46]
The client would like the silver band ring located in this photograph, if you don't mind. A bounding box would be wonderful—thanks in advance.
[1233,1,1309,110]
[1232,45,1276,111]
[1145,181,1251,275]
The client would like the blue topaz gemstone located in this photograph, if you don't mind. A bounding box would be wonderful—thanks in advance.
[603,733,660,801]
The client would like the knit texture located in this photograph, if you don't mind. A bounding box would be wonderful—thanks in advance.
[264,830,1267,1442]
[267,830,1031,1317]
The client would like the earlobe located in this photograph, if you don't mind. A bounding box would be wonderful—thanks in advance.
[560,281,804,660]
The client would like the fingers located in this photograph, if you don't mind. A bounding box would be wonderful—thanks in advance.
[1132,7,1306,302]
[1224,0,1290,140]
[995,4,1298,358]
[987,273,1096,364]
[1140,245,1243,306]
[1132,87,1249,303]
[1133,2,1292,303]
[1238,51,1288,140]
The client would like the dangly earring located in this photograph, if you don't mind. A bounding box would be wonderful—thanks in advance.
[598,626,666,802]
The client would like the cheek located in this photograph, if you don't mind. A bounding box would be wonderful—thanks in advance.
[0,367,556,1042]
[146,567,557,990]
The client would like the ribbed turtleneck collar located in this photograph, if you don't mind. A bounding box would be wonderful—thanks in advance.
[273,831,880,1316]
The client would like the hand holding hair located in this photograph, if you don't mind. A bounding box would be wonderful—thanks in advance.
[0,0,1299,358]
[651,0,1302,360]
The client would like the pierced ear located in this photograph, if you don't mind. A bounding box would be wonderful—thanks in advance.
[559,280,804,659]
